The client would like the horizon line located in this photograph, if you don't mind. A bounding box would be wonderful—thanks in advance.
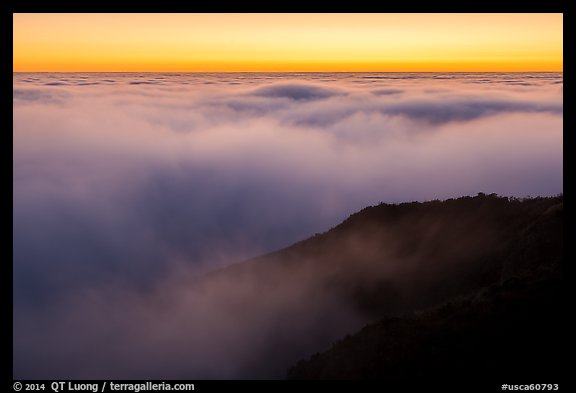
[13,70,564,73]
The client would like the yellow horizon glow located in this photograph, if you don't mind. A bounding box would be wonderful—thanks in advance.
[13,13,563,72]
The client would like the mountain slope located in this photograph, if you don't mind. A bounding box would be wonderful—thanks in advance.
[184,193,563,378]
[287,266,564,380]
[287,194,564,380]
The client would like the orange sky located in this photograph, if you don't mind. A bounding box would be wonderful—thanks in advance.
[13,13,563,72]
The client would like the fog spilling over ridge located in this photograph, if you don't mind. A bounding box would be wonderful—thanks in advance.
[13,73,562,378]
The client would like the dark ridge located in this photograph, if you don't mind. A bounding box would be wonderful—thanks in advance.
[213,193,563,316]
[287,194,564,380]
[287,266,564,380]
[189,193,562,378]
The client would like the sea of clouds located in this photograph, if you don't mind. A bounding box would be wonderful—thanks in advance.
[13,72,562,378]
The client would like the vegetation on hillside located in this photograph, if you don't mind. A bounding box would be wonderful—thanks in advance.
[186,193,563,378]
[286,194,564,379]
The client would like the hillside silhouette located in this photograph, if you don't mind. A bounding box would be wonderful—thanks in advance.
[286,193,564,380]
[180,193,563,378]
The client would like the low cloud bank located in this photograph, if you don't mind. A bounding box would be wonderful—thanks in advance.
[13,72,562,378]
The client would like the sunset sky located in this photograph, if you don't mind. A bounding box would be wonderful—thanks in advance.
[13,13,562,72]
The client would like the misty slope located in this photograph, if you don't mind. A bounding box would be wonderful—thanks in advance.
[187,193,563,378]
[212,193,563,315]
[287,266,564,380]
[287,195,564,380]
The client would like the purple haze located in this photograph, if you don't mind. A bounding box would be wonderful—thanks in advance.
[13,72,562,378]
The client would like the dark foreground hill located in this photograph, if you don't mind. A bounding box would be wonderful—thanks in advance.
[286,194,564,380]
[287,262,564,380]
[185,193,564,378]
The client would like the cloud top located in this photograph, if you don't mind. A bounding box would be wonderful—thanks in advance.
[13,72,563,378]
[250,83,345,101]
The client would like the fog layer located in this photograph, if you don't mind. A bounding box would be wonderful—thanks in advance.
[13,72,562,378]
